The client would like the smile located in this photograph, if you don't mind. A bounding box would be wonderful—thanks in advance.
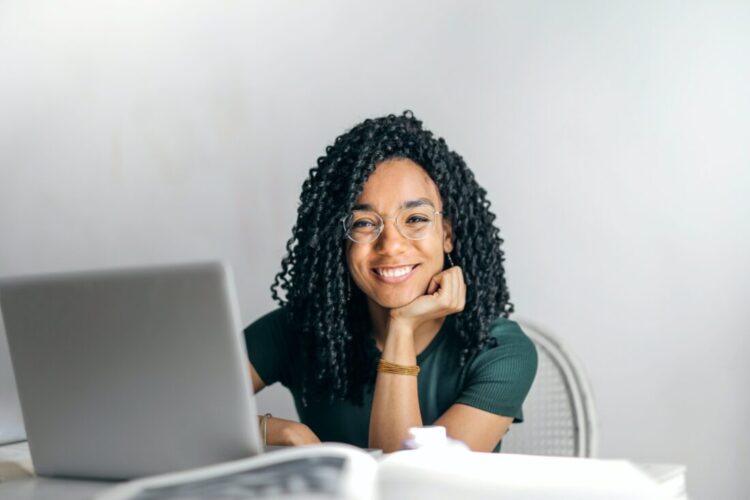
[372,264,419,284]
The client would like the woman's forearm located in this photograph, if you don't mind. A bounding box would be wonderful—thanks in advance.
[368,324,423,452]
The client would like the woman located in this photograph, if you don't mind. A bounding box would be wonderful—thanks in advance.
[245,111,537,453]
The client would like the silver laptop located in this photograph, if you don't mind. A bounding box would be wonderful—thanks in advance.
[0,261,263,479]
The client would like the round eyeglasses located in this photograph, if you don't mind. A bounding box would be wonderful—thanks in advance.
[342,207,444,244]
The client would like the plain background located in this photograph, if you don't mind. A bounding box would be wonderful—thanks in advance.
[1,1,748,498]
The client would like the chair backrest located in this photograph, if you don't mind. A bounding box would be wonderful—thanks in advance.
[500,319,598,457]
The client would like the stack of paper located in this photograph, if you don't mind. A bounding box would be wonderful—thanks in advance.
[378,450,683,500]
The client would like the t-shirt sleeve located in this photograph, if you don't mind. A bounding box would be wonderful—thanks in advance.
[455,318,538,422]
[243,307,291,388]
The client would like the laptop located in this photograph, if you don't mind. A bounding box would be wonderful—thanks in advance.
[0,261,263,479]
[0,316,25,446]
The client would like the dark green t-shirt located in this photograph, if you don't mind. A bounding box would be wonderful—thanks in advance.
[244,308,537,451]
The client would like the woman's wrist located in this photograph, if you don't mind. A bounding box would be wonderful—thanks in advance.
[386,316,418,337]
[259,413,272,447]
[381,322,418,366]
[263,416,321,446]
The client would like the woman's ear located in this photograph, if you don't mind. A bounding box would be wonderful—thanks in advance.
[442,217,454,253]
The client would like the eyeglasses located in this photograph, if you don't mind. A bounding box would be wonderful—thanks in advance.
[342,207,444,244]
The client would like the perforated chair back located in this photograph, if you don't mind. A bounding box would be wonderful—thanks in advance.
[500,320,598,457]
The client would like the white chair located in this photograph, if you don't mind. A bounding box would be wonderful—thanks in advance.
[500,319,598,458]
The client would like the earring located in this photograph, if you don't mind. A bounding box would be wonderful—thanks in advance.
[346,274,352,302]
[446,252,455,267]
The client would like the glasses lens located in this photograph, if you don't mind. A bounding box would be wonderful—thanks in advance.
[397,207,435,240]
[345,211,381,243]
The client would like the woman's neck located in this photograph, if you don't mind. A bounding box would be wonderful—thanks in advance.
[367,298,446,354]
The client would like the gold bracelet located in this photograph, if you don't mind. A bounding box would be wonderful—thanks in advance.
[261,413,272,447]
[377,358,420,376]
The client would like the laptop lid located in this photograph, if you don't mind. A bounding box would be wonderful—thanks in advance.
[0,261,262,479]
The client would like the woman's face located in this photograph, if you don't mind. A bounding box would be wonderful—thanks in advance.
[345,158,453,310]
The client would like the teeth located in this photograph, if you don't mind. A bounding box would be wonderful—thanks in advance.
[377,266,414,278]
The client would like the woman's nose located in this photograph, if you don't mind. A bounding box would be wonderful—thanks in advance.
[374,218,407,254]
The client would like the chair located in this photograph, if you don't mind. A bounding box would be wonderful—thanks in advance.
[500,319,598,457]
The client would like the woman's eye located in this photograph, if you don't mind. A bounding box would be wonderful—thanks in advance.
[406,216,430,224]
[352,219,376,228]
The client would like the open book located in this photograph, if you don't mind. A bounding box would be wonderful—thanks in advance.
[95,443,683,500]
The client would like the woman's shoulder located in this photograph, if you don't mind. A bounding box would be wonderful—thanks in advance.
[453,316,538,421]
[468,316,538,372]
[243,306,291,336]
[243,306,297,388]
[487,316,531,342]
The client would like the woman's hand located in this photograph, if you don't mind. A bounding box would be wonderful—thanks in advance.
[388,266,466,332]
[264,416,321,446]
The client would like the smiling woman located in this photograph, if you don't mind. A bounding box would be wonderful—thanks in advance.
[244,111,537,453]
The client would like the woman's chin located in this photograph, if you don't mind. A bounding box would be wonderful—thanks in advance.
[373,290,423,310]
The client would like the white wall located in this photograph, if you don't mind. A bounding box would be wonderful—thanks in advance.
[1,1,748,497]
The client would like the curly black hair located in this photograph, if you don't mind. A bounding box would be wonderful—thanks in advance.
[270,110,513,406]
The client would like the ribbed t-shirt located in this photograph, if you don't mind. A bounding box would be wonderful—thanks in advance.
[244,308,537,452]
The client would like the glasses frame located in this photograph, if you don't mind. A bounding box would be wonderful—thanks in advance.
[341,208,445,244]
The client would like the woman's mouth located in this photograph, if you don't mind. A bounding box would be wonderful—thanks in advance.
[372,264,419,284]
